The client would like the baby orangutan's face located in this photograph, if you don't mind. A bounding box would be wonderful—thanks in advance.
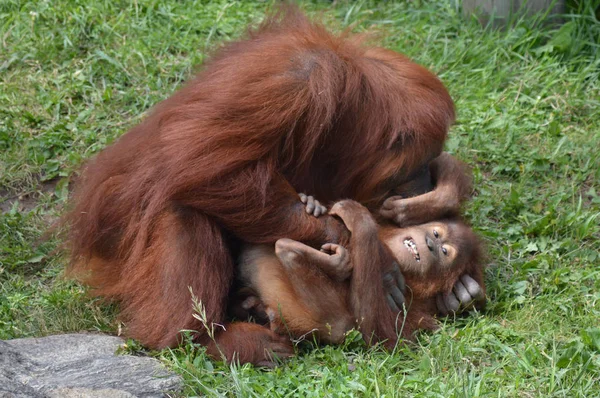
[383,221,465,274]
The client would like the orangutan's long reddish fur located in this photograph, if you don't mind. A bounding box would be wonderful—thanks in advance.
[64,7,455,362]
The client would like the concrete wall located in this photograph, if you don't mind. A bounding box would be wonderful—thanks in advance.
[463,0,566,27]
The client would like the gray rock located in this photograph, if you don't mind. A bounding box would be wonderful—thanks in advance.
[0,334,182,398]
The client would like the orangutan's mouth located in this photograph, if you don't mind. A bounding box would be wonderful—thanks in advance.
[403,238,420,262]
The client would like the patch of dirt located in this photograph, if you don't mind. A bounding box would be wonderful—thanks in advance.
[579,173,599,208]
[0,178,61,214]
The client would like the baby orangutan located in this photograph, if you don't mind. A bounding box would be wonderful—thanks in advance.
[235,200,484,346]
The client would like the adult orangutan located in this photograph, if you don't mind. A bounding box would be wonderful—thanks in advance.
[65,7,457,364]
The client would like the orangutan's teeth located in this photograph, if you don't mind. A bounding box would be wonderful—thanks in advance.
[403,239,420,262]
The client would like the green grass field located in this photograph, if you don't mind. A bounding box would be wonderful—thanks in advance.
[1,0,599,396]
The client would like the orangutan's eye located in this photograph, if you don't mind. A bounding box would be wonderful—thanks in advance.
[441,247,448,256]
[433,230,439,238]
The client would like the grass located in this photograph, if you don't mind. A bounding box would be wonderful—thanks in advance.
[1,0,599,396]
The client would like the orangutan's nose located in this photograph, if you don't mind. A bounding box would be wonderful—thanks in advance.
[426,236,435,252]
